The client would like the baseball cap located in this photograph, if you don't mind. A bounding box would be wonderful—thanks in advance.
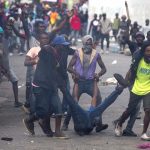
[52,35,70,46]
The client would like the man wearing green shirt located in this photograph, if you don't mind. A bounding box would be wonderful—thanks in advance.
[114,42,150,141]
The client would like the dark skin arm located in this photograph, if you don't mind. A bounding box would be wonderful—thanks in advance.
[88,20,93,34]
[67,54,80,80]
[94,55,106,81]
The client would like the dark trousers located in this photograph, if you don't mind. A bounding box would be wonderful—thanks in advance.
[64,87,123,135]
[101,34,110,49]
[119,92,143,126]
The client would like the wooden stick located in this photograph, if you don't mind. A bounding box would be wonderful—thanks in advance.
[125,1,130,20]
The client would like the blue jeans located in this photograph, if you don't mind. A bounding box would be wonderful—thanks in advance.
[61,77,70,113]
[64,86,123,135]
[63,80,102,126]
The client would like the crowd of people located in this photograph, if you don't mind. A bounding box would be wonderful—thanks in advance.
[0,0,150,141]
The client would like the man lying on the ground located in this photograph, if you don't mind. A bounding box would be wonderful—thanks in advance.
[61,73,128,136]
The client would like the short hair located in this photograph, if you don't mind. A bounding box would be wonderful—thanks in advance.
[141,41,150,54]
[34,20,45,29]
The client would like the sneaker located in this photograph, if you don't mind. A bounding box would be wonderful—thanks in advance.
[113,73,128,88]
[141,133,150,141]
[14,102,23,107]
[61,124,68,131]
[38,120,53,137]
[53,132,69,139]
[18,52,24,56]
[114,122,122,137]
[23,118,35,135]
[95,124,108,133]
[9,53,13,56]
[122,130,137,137]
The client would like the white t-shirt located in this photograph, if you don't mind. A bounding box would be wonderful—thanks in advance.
[141,25,150,37]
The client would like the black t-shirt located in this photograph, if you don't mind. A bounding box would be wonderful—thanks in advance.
[56,47,75,87]
[33,48,57,90]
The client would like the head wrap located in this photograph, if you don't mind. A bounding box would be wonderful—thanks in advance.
[82,35,93,45]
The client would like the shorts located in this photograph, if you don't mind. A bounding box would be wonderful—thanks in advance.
[143,93,150,109]
[33,86,62,119]
[50,91,63,116]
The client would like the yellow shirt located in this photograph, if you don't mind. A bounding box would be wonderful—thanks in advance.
[132,58,150,95]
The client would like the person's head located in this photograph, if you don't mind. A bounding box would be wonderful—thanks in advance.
[142,42,150,63]
[39,32,50,48]
[99,14,102,20]
[93,14,97,19]
[34,21,46,34]
[82,35,93,54]
[52,35,70,50]
[146,31,150,41]
[145,19,149,26]
[102,13,106,20]
[4,22,13,36]
[133,21,138,28]
[121,15,126,21]
[115,13,119,18]
[135,31,145,44]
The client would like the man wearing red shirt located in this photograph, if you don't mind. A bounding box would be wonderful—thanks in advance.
[70,12,81,45]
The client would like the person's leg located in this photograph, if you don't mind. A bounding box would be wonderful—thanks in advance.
[123,99,142,136]
[114,92,142,136]
[23,87,49,135]
[85,80,102,110]
[50,90,68,138]
[62,82,82,130]
[89,85,124,123]
[106,34,110,49]
[7,68,22,107]
[38,116,53,137]
[64,89,92,135]
[12,81,20,106]
[90,73,129,125]
[101,34,104,50]
[62,76,70,113]
[19,38,25,54]
[23,66,34,113]
[141,93,150,140]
